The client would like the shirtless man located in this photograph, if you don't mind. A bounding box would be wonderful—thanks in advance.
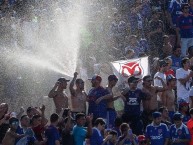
[142,75,167,128]
[2,117,24,145]
[48,77,70,114]
[162,74,176,121]
[69,72,87,116]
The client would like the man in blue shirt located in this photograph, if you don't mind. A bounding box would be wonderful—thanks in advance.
[171,46,182,72]
[87,75,110,121]
[168,0,185,27]
[45,113,60,145]
[176,3,193,56]
[146,112,170,145]
[90,118,106,145]
[170,113,191,145]
[121,76,149,135]
[15,115,41,145]
[72,113,92,145]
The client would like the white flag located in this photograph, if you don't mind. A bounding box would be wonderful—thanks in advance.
[111,57,150,87]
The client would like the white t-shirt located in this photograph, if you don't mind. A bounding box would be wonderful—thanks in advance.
[154,72,167,87]
[176,68,191,102]
[154,72,166,101]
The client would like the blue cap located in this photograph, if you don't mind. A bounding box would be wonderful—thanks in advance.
[166,74,176,82]
[88,75,102,82]
[152,112,161,118]
[173,113,183,121]
[108,75,118,81]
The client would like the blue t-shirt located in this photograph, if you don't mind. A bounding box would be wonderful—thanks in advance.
[171,54,182,72]
[15,126,36,145]
[146,123,170,145]
[123,88,147,116]
[170,123,191,145]
[72,125,87,145]
[88,86,109,119]
[176,14,193,38]
[45,125,60,145]
[168,0,183,26]
[182,115,190,125]
[90,128,103,145]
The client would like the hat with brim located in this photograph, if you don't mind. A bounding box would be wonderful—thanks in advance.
[57,77,70,83]
[88,75,102,82]
[128,76,140,83]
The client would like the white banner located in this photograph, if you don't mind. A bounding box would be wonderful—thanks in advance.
[111,57,150,87]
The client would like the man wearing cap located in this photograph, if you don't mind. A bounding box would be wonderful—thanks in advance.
[146,112,170,145]
[154,60,168,106]
[162,74,176,121]
[69,72,87,116]
[170,113,191,145]
[178,99,190,124]
[87,75,110,121]
[121,76,149,135]
[48,77,70,114]
[176,57,193,103]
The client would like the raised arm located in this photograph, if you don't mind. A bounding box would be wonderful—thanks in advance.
[48,82,60,98]
[69,72,78,96]
[39,105,48,126]
[86,114,93,137]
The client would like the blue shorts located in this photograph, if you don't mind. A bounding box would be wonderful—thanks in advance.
[107,108,117,129]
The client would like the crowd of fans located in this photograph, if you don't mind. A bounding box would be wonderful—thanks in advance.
[2,0,193,145]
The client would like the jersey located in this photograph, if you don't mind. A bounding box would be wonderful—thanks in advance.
[168,0,184,26]
[146,123,170,145]
[88,86,109,119]
[176,14,193,38]
[45,125,60,145]
[123,88,147,116]
[170,123,191,145]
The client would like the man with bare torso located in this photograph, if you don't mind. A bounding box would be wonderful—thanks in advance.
[69,72,86,116]
[162,74,176,121]
[142,75,167,128]
[48,77,69,114]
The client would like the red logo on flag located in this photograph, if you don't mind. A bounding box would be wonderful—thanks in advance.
[121,61,143,77]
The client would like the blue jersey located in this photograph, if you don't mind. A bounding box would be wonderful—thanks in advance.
[72,125,87,145]
[123,88,147,116]
[170,123,191,145]
[146,123,170,145]
[15,126,36,145]
[171,54,182,72]
[176,14,193,38]
[45,125,60,145]
[182,115,190,125]
[88,86,109,119]
[168,0,184,26]
[90,128,103,145]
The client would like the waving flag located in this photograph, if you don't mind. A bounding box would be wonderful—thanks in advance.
[111,57,150,86]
